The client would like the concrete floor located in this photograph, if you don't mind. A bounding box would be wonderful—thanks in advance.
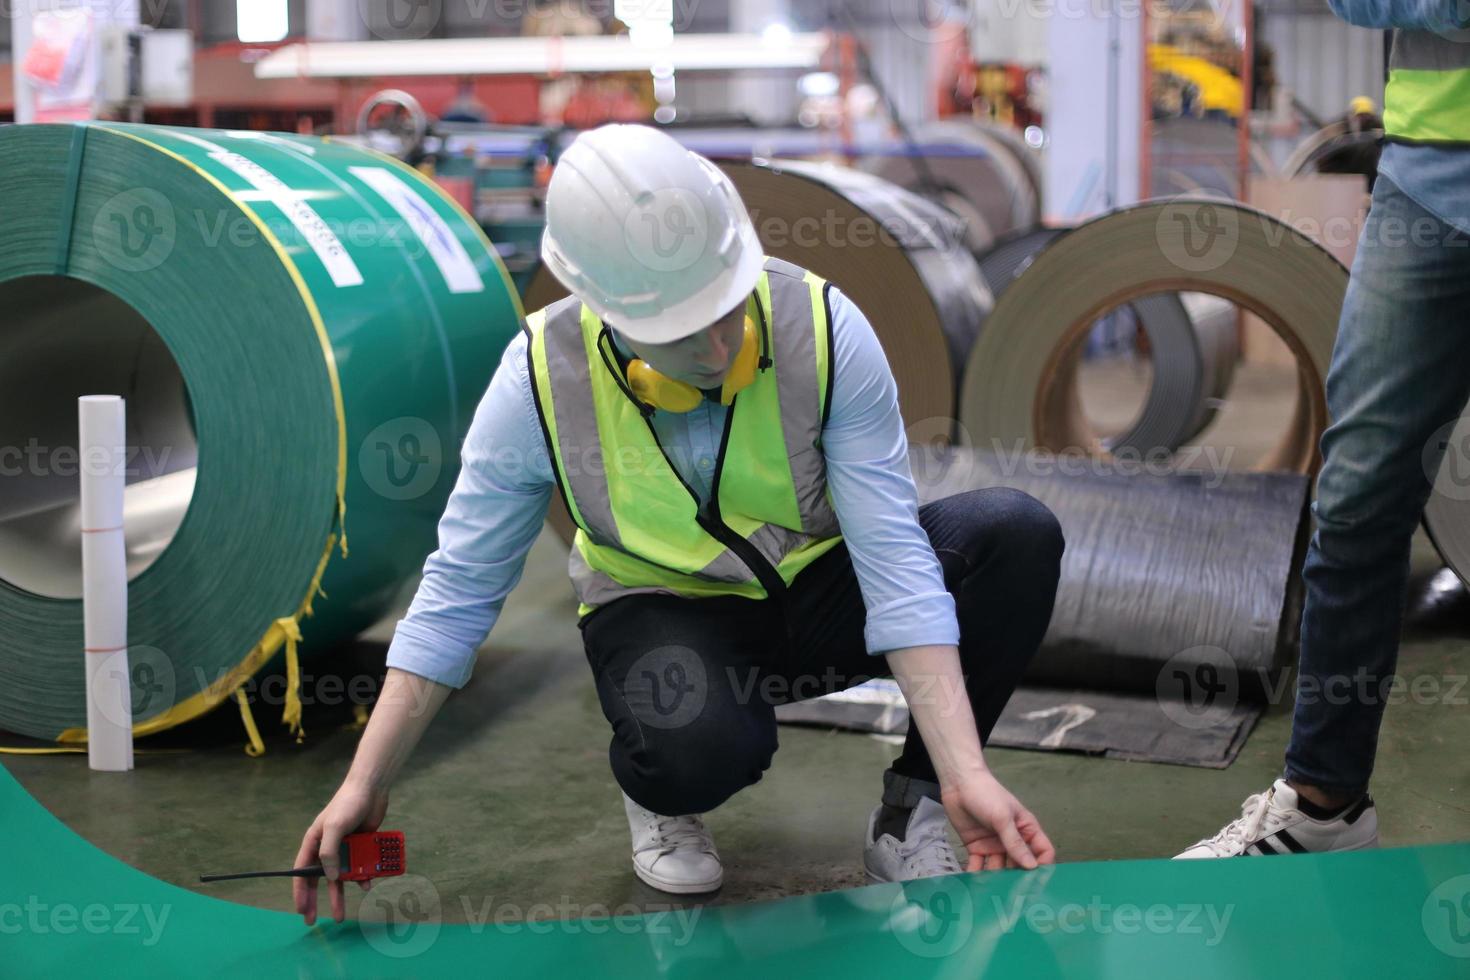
[6,357,1470,924]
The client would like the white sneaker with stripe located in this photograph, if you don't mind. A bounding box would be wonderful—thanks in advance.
[1174,779,1379,859]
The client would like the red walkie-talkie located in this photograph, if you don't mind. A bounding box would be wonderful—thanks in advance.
[199,831,405,884]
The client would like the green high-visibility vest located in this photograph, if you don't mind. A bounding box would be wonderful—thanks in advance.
[1385,29,1470,144]
[527,256,844,615]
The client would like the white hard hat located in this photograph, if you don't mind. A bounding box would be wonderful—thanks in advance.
[540,124,764,345]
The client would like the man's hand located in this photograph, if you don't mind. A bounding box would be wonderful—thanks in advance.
[941,769,1055,871]
[885,644,1055,870]
[289,668,451,925]
[294,779,390,925]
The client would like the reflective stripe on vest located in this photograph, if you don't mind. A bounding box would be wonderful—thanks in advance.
[527,256,843,612]
[1385,29,1470,144]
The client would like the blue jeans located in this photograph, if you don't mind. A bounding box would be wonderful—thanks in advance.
[1285,175,1470,796]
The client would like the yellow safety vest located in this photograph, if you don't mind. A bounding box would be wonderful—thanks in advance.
[1385,29,1470,144]
[527,256,844,614]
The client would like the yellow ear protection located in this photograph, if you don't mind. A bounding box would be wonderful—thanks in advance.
[598,301,772,415]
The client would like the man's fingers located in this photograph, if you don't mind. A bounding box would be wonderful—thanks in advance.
[1021,813,1058,865]
[318,822,346,882]
[996,814,1038,870]
[295,875,318,925]
[330,880,347,923]
[294,826,323,923]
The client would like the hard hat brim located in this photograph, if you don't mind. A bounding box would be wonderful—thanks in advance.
[554,224,766,346]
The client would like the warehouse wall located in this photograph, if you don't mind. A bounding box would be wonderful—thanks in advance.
[1260,1,1385,121]
[671,0,936,129]
[829,0,937,128]
[662,0,741,122]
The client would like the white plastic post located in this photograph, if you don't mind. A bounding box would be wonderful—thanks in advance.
[79,395,134,772]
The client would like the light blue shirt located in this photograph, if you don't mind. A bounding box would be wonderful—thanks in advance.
[1328,0,1470,235]
[385,287,959,689]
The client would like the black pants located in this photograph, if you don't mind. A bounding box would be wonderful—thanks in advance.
[579,488,1065,816]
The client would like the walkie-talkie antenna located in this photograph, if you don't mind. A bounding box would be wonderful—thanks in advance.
[199,866,328,883]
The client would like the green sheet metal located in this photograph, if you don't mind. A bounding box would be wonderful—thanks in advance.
[2,763,1466,977]
[0,123,522,742]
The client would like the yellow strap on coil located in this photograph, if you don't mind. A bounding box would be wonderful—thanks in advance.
[235,688,266,758]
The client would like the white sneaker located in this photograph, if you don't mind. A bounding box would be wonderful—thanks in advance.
[622,792,723,894]
[864,796,965,882]
[1174,779,1379,859]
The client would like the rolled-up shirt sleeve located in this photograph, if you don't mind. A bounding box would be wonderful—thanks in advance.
[384,331,554,688]
[820,287,960,654]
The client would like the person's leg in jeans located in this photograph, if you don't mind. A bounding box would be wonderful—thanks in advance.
[1287,176,1470,802]
[780,487,1065,829]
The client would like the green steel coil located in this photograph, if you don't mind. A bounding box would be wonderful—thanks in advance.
[4,760,1470,974]
[0,122,522,745]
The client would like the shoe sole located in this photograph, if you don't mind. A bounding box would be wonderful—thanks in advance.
[1178,833,1382,860]
[631,860,723,895]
